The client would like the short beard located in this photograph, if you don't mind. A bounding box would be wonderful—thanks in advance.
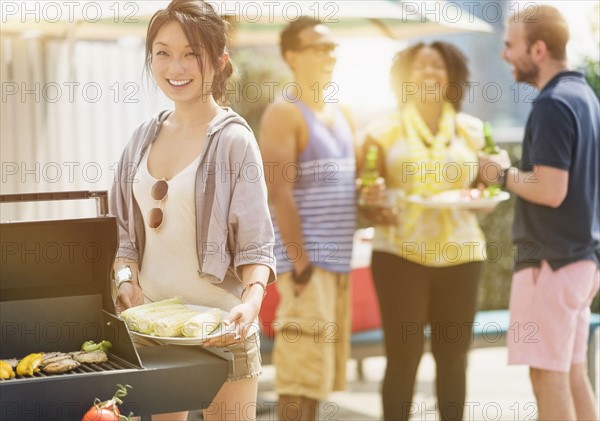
[516,46,540,85]
[515,64,539,85]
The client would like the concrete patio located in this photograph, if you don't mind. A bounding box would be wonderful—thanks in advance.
[254,341,599,421]
[186,330,599,420]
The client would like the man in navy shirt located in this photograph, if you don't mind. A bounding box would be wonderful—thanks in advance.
[480,5,600,420]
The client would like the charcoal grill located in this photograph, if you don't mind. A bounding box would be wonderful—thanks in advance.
[0,191,232,421]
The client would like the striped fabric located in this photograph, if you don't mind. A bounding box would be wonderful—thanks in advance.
[272,101,356,274]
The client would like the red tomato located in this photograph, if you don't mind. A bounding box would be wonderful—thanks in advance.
[82,405,120,421]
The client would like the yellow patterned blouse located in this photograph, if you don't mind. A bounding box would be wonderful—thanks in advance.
[366,104,487,267]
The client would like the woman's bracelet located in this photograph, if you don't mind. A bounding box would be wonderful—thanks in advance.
[241,281,267,300]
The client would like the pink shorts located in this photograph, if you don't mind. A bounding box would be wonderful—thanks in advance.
[508,260,599,372]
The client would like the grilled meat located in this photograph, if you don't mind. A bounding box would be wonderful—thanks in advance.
[73,350,108,364]
[40,353,71,367]
[41,352,62,361]
[42,359,80,374]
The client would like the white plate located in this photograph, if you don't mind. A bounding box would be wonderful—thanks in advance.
[406,191,510,210]
[128,305,259,346]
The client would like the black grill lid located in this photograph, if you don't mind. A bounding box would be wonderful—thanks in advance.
[1,216,117,311]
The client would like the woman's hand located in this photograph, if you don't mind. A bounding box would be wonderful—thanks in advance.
[203,302,260,347]
[202,264,269,347]
[115,282,144,314]
[112,260,142,314]
[359,205,400,226]
[357,177,386,207]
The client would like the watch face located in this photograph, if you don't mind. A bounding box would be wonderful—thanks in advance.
[116,267,132,282]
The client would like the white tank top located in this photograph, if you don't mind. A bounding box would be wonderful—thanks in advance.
[133,144,240,310]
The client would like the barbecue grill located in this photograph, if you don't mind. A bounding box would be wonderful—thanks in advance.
[0,191,232,421]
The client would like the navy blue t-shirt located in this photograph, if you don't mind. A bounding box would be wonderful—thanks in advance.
[513,71,600,271]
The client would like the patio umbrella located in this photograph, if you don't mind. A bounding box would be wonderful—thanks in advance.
[223,1,493,45]
[0,0,492,43]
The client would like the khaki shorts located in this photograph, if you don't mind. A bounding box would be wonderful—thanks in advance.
[508,260,600,372]
[132,332,262,382]
[273,267,351,401]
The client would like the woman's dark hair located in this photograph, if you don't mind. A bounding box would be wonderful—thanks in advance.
[145,0,233,103]
[390,41,470,111]
[280,16,323,59]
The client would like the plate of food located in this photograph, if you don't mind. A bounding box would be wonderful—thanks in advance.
[406,188,510,210]
[120,298,259,346]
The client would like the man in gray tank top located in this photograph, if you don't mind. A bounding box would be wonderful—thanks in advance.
[260,17,358,421]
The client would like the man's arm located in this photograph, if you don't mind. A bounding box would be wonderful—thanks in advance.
[480,153,569,208]
[504,165,569,208]
[489,99,573,208]
[260,102,311,280]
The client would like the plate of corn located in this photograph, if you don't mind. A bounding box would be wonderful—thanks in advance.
[119,297,257,345]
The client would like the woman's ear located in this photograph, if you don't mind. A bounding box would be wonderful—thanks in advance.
[220,52,230,71]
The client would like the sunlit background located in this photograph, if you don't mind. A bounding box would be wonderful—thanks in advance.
[334,0,599,130]
[1,3,599,414]
[1,0,599,220]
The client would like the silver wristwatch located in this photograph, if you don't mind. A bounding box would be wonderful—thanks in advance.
[114,266,133,289]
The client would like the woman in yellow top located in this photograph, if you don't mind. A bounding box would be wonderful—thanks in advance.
[362,42,486,421]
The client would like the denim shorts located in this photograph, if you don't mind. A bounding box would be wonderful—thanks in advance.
[132,332,262,382]
[225,332,262,382]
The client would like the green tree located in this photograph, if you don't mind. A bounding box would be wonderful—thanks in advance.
[584,4,599,312]
[586,59,600,101]
[585,3,600,101]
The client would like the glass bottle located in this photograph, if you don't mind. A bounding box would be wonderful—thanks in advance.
[482,122,502,196]
[360,145,380,187]
[483,122,500,155]
[358,145,380,208]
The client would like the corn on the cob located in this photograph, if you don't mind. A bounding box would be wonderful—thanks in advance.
[121,298,189,333]
[153,310,201,337]
[182,308,222,338]
[120,297,184,323]
[129,306,191,334]
[120,298,224,338]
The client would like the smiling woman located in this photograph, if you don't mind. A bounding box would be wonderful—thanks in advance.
[144,0,233,104]
[359,40,490,421]
[109,1,276,421]
[148,21,224,109]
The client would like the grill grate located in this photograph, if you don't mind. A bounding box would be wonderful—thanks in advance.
[1,356,136,382]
